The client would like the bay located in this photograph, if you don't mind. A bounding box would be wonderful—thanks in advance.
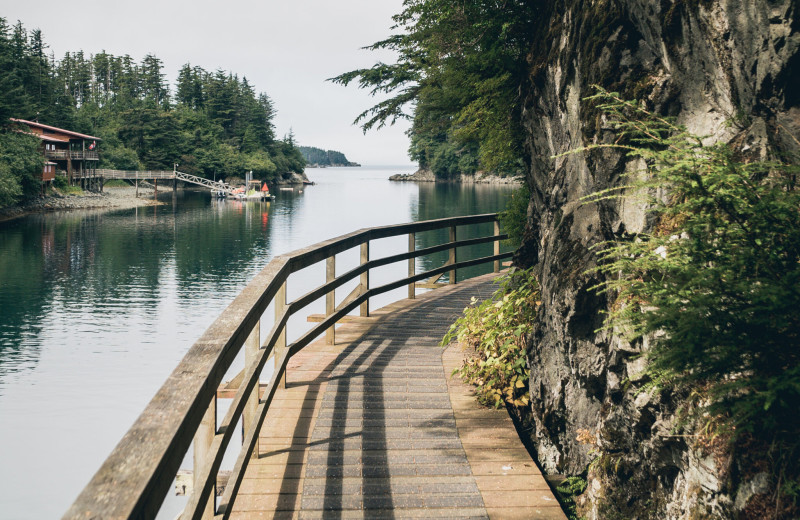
[0,165,515,518]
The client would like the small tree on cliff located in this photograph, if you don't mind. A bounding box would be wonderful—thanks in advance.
[579,88,800,512]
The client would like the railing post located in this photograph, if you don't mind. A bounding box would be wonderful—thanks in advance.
[244,320,259,459]
[449,225,457,284]
[275,281,287,388]
[193,397,216,519]
[360,241,369,317]
[408,232,415,299]
[326,256,335,344]
[494,219,501,273]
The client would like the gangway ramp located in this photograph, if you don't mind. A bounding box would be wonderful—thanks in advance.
[94,169,236,195]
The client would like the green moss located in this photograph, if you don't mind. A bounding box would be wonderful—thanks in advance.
[498,184,530,247]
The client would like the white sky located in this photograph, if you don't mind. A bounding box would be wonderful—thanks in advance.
[2,0,415,166]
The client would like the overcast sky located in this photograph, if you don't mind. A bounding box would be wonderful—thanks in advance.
[2,0,414,166]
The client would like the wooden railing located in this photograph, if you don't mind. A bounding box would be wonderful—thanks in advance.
[96,169,177,180]
[93,169,236,194]
[45,149,99,161]
[63,214,511,520]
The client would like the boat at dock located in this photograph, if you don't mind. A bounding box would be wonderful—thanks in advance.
[230,181,274,201]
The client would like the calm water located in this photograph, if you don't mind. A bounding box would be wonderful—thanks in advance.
[0,166,514,518]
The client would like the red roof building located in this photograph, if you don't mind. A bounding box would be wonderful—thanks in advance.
[10,118,101,185]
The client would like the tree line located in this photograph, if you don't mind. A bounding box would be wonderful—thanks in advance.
[0,17,304,206]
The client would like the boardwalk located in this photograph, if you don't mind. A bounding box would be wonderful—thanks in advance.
[231,273,566,519]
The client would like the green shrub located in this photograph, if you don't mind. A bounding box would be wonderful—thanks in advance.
[442,267,539,409]
[578,88,800,506]
[53,175,68,190]
[0,130,44,206]
[499,184,530,247]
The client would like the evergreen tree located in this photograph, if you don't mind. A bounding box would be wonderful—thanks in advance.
[140,54,169,109]
[0,130,45,204]
[28,30,54,121]
[332,0,538,177]
[92,51,113,106]
[0,19,31,121]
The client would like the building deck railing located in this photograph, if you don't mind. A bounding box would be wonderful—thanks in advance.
[44,150,99,161]
[63,214,511,520]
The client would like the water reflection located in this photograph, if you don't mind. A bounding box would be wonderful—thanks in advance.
[414,182,514,281]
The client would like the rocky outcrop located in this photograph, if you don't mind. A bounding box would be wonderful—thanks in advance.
[389,168,437,182]
[389,168,523,185]
[276,171,312,185]
[517,1,799,518]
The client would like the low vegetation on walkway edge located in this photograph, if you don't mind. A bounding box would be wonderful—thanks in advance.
[441,267,539,410]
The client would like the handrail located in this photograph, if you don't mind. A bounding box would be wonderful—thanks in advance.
[64,213,511,520]
[175,171,236,194]
[93,169,236,193]
[96,169,177,179]
[45,149,99,160]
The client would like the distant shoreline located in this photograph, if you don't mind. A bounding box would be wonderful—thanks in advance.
[305,163,361,168]
[389,168,523,185]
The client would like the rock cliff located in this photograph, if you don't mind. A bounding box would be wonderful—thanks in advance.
[516,1,799,518]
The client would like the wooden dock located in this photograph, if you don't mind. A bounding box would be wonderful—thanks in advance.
[229,273,566,519]
[76,168,238,195]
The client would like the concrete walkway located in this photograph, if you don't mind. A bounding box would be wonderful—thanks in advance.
[231,273,566,519]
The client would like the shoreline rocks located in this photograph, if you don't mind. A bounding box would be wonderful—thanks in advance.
[389,168,523,185]
[306,163,361,168]
[276,171,312,185]
[0,186,160,223]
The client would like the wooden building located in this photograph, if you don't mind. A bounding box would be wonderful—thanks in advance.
[11,118,101,187]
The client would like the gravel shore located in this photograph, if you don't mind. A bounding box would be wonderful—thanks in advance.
[0,186,161,222]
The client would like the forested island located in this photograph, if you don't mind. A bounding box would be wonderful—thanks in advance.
[299,146,360,167]
[0,17,305,208]
[338,1,800,519]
